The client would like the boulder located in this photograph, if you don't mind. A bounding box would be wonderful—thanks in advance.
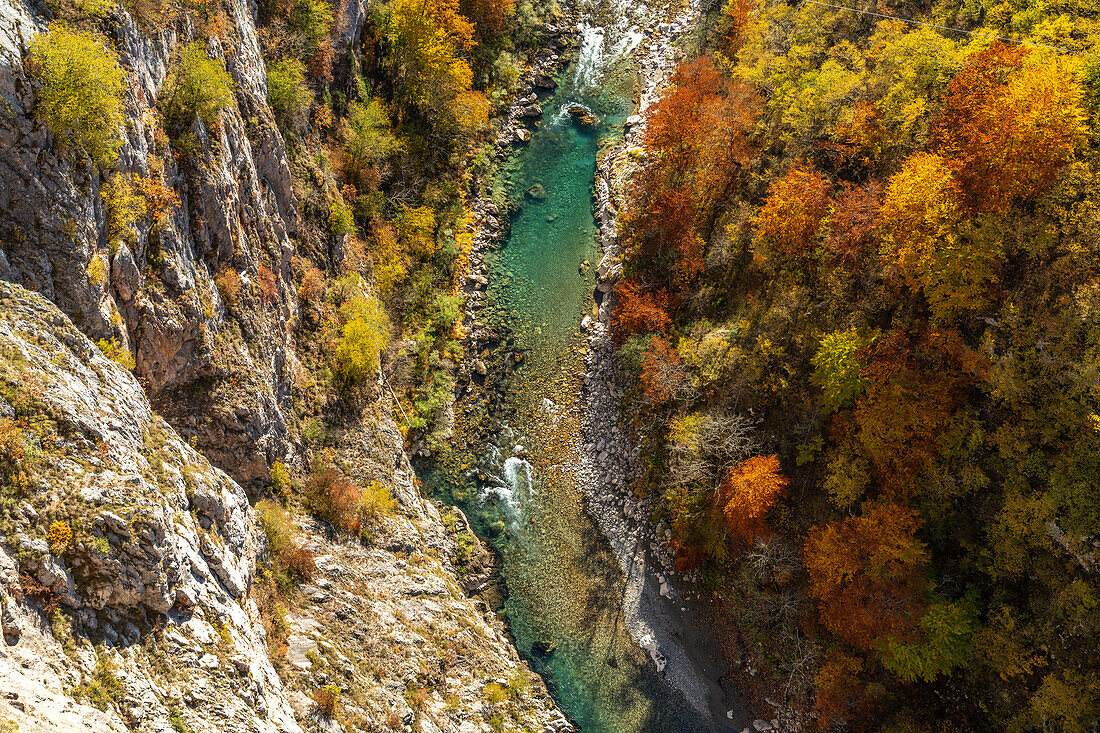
[566,104,601,129]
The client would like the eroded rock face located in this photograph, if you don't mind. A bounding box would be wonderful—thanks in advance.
[0,280,300,732]
[0,0,294,491]
[0,279,572,732]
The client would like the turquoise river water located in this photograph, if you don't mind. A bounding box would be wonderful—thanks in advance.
[423,6,731,732]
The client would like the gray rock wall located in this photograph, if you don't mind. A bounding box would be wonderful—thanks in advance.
[0,0,296,489]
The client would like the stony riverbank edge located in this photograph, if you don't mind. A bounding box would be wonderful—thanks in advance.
[579,3,787,733]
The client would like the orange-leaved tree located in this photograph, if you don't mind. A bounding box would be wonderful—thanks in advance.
[611,277,672,342]
[721,454,788,541]
[804,502,929,650]
[814,649,881,731]
[639,336,689,405]
[623,56,757,291]
[825,180,882,267]
[459,0,514,39]
[852,328,966,498]
[753,161,832,259]
[931,43,1086,213]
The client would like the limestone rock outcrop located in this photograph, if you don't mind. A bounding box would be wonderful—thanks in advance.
[0,0,295,491]
[0,279,300,732]
[0,280,573,732]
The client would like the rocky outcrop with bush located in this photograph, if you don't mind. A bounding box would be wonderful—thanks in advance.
[0,0,580,725]
[0,280,570,731]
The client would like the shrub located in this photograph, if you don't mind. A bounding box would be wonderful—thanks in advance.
[47,521,72,554]
[27,27,125,168]
[101,173,146,247]
[269,461,292,497]
[136,173,181,228]
[341,99,401,184]
[304,469,395,536]
[257,264,279,304]
[73,656,124,711]
[124,0,177,29]
[96,338,136,371]
[304,467,362,534]
[255,500,316,587]
[50,0,115,19]
[161,41,236,131]
[329,195,354,237]
[0,418,31,484]
[332,295,391,388]
[359,480,396,522]
[296,261,325,304]
[290,0,333,57]
[87,254,107,286]
[168,708,191,733]
[311,684,340,718]
[215,268,241,306]
[393,205,437,258]
[266,58,311,124]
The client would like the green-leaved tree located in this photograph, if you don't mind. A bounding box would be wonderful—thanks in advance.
[28,26,125,168]
[161,41,236,132]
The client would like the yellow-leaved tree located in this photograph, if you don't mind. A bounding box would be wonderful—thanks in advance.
[332,293,391,390]
[386,0,475,123]
[27,26,125,168]
[721,454,788,541]
[880,152,1000,321]
[753,161,832,259]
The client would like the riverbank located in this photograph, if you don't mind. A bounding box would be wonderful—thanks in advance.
[578,1,773,732]
[421,0,773,729]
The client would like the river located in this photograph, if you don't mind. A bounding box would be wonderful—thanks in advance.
[423,2,742,730]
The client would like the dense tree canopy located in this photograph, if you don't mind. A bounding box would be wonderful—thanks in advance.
[610,1,1100,729]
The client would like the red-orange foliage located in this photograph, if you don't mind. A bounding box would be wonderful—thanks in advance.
[721,454,788,541]
[611,278,672,341]
[828,100,884,169]
[257,264,279,304]
[460,0,514,38]
[624,56,757,291]
[754,161,832,258]
[852,328,969,498]
[804,503,929,650]
[639,336,688,405]
[720,0,753,54]
[305,468,363,534]
[672,540,706,573]
[654,187,706,286]
[641,57,728,175]
[931,43,1085,212]
[815,650,881,731]
[825,180,882,266]
[136,174,181,226]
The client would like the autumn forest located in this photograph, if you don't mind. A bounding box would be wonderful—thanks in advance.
[612,0,1100,730]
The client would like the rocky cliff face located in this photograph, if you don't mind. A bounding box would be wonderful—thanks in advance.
[0,280,569,731]
[0,279,300,732]
[0,0,295,491]
[0,0,574,729]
